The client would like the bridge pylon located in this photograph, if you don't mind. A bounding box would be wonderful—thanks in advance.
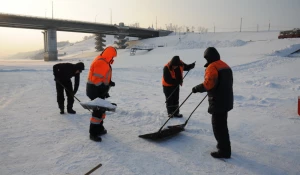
[42,29,58,61]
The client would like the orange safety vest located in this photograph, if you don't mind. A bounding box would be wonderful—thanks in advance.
[162,61,184,86]
[87,47,117,86]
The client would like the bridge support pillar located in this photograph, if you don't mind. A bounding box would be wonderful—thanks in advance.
[43,29,57,61]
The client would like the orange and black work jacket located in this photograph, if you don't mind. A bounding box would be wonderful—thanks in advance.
[193,60,233,114]
[86,47,117,100]
[162,61,193,87]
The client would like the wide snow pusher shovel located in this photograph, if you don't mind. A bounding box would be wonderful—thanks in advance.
[167,94,207,130]
[80,98,117,112]
[139,92,193,140]
[56,80,116,112]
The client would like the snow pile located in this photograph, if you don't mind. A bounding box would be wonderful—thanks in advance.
[269,43,300,57]
[1,31,300,175]
[174,40,247,50]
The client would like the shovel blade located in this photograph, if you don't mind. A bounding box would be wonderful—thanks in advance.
[139,127,184,140]
[80,103,116,112]
[167,124,186,130]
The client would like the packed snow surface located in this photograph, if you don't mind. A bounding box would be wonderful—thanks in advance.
[1,31,300,175]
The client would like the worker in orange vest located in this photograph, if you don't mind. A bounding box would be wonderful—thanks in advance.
[86,46,117,142]
[162,56,195,118]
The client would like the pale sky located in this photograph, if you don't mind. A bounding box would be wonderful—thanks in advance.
[0,0,299,58]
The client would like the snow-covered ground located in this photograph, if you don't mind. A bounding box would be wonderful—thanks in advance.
[1,31,300,175]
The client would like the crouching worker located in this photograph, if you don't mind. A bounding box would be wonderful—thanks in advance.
[86,46,117,142]
[53,62,85,114]
[162,56,195,118]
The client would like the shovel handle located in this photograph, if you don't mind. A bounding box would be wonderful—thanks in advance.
[165,61,195,103]
[56,79,92,113]
[184,94,207,125]
[158,92,193,132]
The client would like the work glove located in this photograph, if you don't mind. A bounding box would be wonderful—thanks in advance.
[190,62,195,69]
[192,86,198,93]
[110,81,115,87]
[176,80,183,86]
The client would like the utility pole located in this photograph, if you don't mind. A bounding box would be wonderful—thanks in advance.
[110,8,112,24]
[156,16,157,30]
[240,18,242,32]
[52,1,53,19]
[214,23,215,33]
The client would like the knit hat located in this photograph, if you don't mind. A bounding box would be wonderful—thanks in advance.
[170,56,181,67]
[75,62,85,72]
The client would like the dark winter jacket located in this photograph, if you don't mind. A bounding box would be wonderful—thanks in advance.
[53,62,84,94]
[162,56,195,86]
[193,47,233,114]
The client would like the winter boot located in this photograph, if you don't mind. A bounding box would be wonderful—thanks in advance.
[99,129,107,135]
[210,151,231,159]
[60,109,64,114]
[89,135,102,142]
[105,93,110,98]
[67,108,76,114]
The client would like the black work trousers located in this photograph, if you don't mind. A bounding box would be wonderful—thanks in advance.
[88,90,107,136]
[211,112,231,156]
[163,86,180,115]
[89,109,106,136]
[55,80,74,110]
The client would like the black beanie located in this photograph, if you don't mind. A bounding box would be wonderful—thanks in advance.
[170,56,181,67]
[75,62,85,71]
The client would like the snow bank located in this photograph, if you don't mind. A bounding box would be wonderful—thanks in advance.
[269,43,300,57]
[174,40,247,50]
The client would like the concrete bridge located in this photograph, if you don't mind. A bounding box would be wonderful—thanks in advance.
[0,13,171,61]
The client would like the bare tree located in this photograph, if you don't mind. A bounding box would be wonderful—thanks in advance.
[129,23,140,28]
[197,26,208,33]
[165,23,178,32]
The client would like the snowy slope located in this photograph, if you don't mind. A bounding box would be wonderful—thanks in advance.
[0,31,300,175]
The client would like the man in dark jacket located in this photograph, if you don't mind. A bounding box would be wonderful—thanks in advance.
[162,56,195,118]
[53,62,85,114]
[192,47,233,159]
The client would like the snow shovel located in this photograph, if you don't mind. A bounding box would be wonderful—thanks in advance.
[55,80,116,112]
[139,92,193,140]
[165,61,195,103]
[167,94,207,130]
[55,79,92,112]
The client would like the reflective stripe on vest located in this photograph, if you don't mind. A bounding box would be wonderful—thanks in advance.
[88,58,112,86]
[162,61,184,86]
[90,113,106,124]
